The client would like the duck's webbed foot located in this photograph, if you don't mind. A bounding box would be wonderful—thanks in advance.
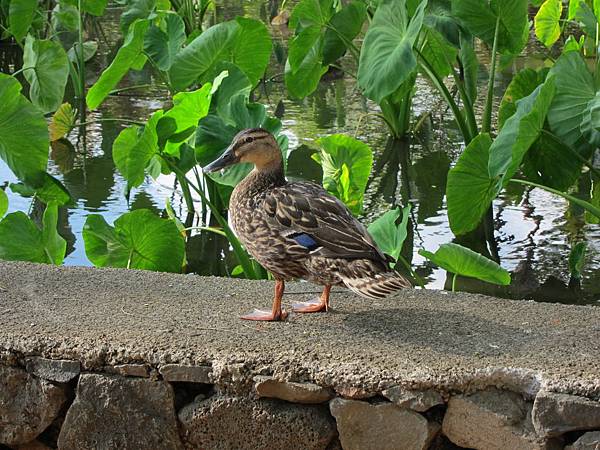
[241,308,289,321]
[292,285,331,314]
[241,279,288,321]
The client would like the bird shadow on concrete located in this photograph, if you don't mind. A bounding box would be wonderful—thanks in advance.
[341,307,535,357]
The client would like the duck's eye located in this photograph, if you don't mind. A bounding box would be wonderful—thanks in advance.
[244,136,254,144]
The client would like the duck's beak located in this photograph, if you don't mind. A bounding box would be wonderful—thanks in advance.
[202,144,239,173]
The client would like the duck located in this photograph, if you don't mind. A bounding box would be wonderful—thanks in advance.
[203,128,411,321]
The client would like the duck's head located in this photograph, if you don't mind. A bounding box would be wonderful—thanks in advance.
[203,128,281,173]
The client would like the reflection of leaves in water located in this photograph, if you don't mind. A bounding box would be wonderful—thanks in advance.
[413,151,450,223]
[50,139,76,174]
[185,231,237,277]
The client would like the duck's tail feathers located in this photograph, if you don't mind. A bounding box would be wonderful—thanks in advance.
[341,272,412,299]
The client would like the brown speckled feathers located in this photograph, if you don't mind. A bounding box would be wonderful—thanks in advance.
[229,167,412,299]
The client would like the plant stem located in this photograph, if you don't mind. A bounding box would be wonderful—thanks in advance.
[109,84,156,95]
[182,226,227,237]
[452,273,457,292]
[509,178,600,218]
[417,49,473,144]
[77,0,86,104]
[482,16,500,134]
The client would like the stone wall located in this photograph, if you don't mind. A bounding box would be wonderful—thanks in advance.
[2,357,600,449]
[1,261,599,449]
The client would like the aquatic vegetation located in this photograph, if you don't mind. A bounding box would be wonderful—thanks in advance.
[0,0,598,297]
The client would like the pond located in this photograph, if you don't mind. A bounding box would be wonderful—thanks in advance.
[1,1,599,305]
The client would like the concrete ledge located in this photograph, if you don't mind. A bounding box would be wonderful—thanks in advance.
[0,261,599,449]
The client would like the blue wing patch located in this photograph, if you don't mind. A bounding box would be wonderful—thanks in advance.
[290,233,320,251]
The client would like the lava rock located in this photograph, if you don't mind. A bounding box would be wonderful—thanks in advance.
[179,394,336,449]
[533,391,600,437]
[57,373,182,450]
[442,388,550,450]
[159,364,212,383]
[254,376,333,404]
[0,366,66,446]
[329,397,439,450]
[25,357,80,383]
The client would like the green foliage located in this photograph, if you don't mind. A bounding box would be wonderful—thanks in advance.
[313,134,373,216]
[23,36,70,114]
[285,0,366,98]
[419,243,511,286]
[0,189,7,218]
[357,0,426,103]
[169,18,271,91]
[534,0,563,48]
[498,68,546,129]
[49,103,76,141]
[446,134,497,235]
[568,241,587,280]
[0,74,49,188]
[8,0,37,41]
[368,205,411,262]
[144,13,186,71]
[452,0,529,54]
[83,209,185,272]
[0,202,66,265]
[86,19,149,110]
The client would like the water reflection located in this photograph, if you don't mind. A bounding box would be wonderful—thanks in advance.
[0,2,598,305]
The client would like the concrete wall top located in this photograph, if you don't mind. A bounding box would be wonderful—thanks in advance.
[1,261,599,400]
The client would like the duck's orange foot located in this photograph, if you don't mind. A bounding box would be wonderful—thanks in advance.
[292,299,328,313]
[241,309,289,321]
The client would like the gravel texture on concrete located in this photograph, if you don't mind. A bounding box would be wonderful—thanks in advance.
[0,261,599,399]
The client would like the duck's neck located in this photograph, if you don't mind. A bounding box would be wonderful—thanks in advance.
[236,161,286,198]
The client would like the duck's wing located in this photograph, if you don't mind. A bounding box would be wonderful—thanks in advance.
[264,181,387,263]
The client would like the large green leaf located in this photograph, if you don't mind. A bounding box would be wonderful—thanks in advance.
[231,17,272,87]
[23,36,70,114]
[522,133,582,191]
[0,202,66,265]
[169,21,238,91]
[357,0,427,103]
[580,91,600,147]
[367,204,411,261]
[498,68,545,129]
[459,32,478,106]
[313,134,373,215]
[144,13,185,71]
[547,51,596,153]
[452,0,529,54]
[419,243,511,285]
[169,18,270,92]
[0,189,7,218]
[8,0,37,41]
[83,209,185,272]
[112,112,160,190]
[285,32,328,99]
[488,76,555,182]
[120,0,155,34]
[86,19,149,110]
[322,1,367,65]
[446,133,497,235]
[534,0,562,48]
[61,0,108,16]
[0,74,48,187]
[420,26,458,78]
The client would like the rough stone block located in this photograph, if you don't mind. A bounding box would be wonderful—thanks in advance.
[442,388,549,450]
[111,364,150,378]
[57,373,183,450]
[533,391,600,437]
[382,386,444,412]
[13,439,53,450]
[159,364,211,383]
[25,357,80,383]
[0,366,66,446]
[565,431,600,450]
[329,398,439,450]
[254,376,333,404]
[179,394,336,449]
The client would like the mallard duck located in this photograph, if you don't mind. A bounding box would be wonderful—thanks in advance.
[203,128,411,321]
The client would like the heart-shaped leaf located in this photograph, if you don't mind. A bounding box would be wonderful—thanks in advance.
[0,202,66,265]
[83,209,185,272]
[23,36,70,114]
[49,103,76,141]
[9,0,37,41]
[368,204,411,261]
[357,0,426,103]
[535,0,563,47]
[144,13,185,71]
[419,243,511,285]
